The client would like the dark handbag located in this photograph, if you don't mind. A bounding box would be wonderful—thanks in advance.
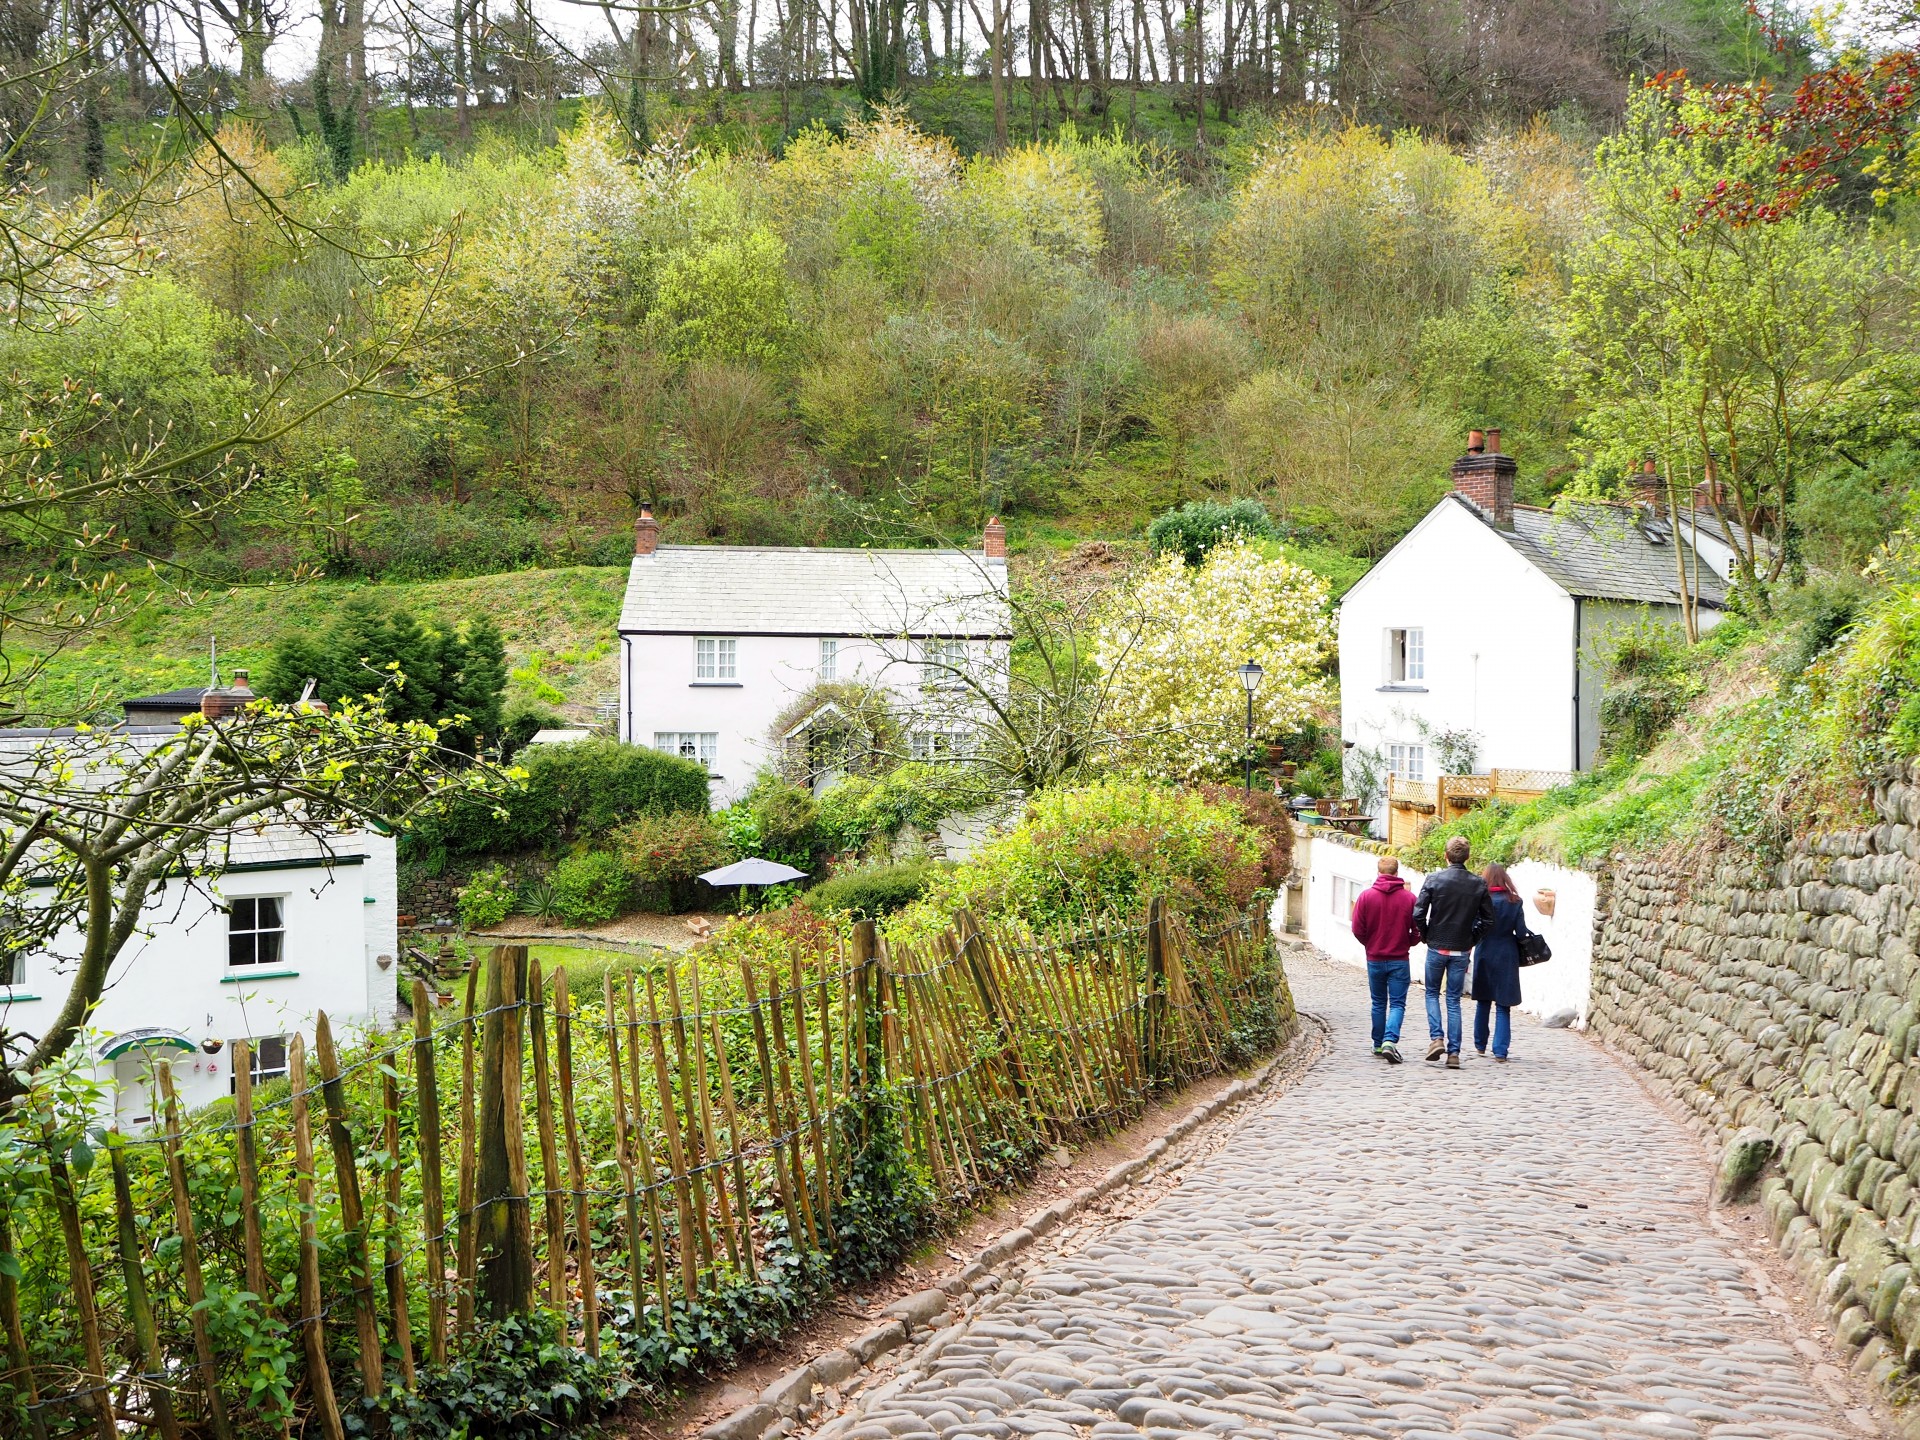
[1519,926,1552,967]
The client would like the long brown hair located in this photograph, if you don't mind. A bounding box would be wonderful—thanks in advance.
[1482,861,1514,896]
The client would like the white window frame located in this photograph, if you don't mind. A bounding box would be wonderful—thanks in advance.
[232,1034,290,1093]
[921,638,967,690]
[227,896,287,969]
[1387,742,1426,782]
[1332,874,1363,924]
[654,731,719,769]
[819,638,839,681]
[909,723,973,762]
[694,636,738,681]
[1387,627,1425,684]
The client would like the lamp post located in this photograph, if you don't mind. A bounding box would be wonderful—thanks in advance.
[1235,660,1263,795]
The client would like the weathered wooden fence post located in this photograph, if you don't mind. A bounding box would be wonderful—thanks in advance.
[410,979,450,1366]
[1145,897,1169,1084]
[287,1036,347,1440]
[477,945,534,1318]
[955,909,1034,1115]
[853,919,878,1095]
[107,1136,181,1440]
[313,1013,383,1399]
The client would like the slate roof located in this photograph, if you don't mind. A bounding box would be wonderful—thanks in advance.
[1454,496,1729,608]
[122,686,211,708]
[619,545,1012,637]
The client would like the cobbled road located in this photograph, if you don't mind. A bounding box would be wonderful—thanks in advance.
[817,955,1865,1440]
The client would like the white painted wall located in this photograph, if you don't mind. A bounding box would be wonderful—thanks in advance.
[1506,859,1596,1026]
[620,633,1006,806]
[2,831,399,1122]
[1340,499,1580,801]
[1295,830,1593,1026]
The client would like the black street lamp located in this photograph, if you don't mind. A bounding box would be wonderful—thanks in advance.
[1235,660,1263,795]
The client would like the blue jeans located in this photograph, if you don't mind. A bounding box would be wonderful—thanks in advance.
[1425,951,1469,1053]
[1475,999,1512,1059]
[1367,959,1410,1047]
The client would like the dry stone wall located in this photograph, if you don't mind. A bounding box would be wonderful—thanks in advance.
[1591,761,1920,1424]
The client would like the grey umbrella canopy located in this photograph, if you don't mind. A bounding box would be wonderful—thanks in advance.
[699,858,809,887]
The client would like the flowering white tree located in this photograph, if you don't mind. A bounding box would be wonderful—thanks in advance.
[1095,537,1335,780]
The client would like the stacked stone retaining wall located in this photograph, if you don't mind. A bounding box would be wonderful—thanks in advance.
[1591,761,1920,1424]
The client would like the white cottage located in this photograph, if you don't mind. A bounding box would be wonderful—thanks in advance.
[1340,431,1739,801]
[2,719,399,1127]
[616,510,1014,805]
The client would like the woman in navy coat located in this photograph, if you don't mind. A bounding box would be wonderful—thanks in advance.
[1470,861,1527,1061]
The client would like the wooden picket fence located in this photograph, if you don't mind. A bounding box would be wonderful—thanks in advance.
[0,900,1287,1439]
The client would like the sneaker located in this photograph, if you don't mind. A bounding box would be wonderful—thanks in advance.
[1426,1039,1445,1062]
[1445,1052,1461,1069]
[1382,1042,1403,1065]
[1372,1043,1389,1060]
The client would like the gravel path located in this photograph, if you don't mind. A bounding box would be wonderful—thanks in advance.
[815,954,1864,1440]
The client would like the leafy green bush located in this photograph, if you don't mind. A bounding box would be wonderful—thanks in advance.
[614,811,732,911]
[456,864,517,929]
[719,775,821,871]
[803,860,941,919]
[1775,580,1864,678]
[906,778,1265,933]
[376,1312,635,1437]
[815,763,996,855]
[406,740,711,866]
[1596,623,1703,763]
[1146,498,1277,567]
[548,850,633,926]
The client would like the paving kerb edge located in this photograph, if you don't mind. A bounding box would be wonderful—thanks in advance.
[697,993,1331,1440]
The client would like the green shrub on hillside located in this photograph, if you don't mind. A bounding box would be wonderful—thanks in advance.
[257,594,508,750]
[1596,623,1704,763]
[405,740,710,867]
[1146,498,1277,567]
[803,860,942,919]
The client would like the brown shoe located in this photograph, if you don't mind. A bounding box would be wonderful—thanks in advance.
[1445,1052,1461,1069]
[1427,1039,1445,1062]
[1494,1055,1509,1063]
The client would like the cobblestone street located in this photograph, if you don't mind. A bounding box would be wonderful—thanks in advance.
[812,954,1875,1440]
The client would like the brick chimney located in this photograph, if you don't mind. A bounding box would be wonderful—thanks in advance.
[984,516,1007,560]
[1450,428,1517,530]
[634,501,660,557]
[200,670,254,722]
[1632,458,1666,518]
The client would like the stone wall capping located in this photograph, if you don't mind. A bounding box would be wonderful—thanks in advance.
[692,1008,1310,1440]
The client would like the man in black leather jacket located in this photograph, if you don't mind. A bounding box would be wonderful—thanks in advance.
[1412,836,1496,1068]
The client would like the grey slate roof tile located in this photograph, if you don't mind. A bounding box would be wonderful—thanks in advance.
[618,545,1012,637]
[1452,495,1730,608]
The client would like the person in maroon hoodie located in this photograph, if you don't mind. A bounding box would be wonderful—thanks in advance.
[1349,855,1422,1064]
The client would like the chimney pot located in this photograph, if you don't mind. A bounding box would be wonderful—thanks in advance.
[1486,428,1502,454]
[232,669,250,691]
[1450,432,1517,530]
[984,516,1008,560]
[1632,459,1667,518]
[634,501,661,557]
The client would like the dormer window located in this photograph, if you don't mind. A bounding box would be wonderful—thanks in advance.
[1387,628,1424,685]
